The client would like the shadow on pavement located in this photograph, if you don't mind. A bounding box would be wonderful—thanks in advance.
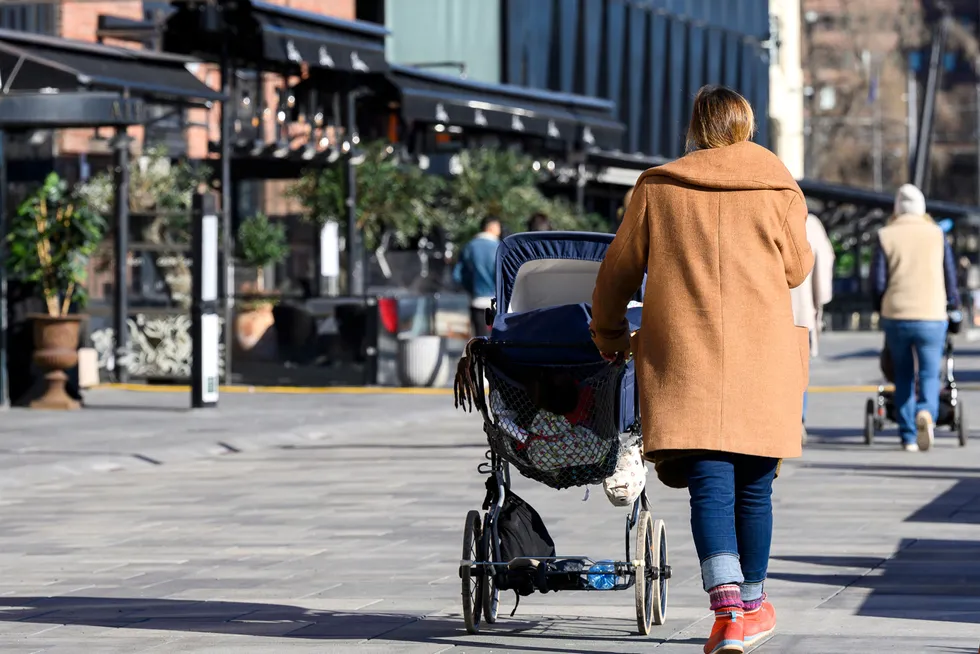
[770,539,980,625]
[0,596,662,650]
[906,478,980,526]
[800,463,980,477]
[825,348,882,361]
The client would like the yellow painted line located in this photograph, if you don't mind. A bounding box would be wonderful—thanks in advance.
[807,385,888,394]
[95,382,455,396]
[94,382,980,396]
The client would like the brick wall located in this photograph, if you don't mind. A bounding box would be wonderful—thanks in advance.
[58,1,144,156]
[279,0,355,20]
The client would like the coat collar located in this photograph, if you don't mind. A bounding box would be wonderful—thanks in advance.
[644,141,803,197]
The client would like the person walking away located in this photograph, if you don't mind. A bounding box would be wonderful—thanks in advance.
[454,216,501,337]
[526,212,552,232]
[872,184,960,452]
[590,85,813,654]
[792,213,835,443]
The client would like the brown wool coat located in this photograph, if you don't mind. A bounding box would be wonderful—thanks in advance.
[591,141,814,464]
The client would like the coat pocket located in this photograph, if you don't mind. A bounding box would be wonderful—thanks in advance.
[795,326,810,392]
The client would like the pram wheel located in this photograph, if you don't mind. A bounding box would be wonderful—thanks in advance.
[957,402,969,447]
[480,515,499,623]
[461,510,483,634]
[864,398,876,445]
[635,511,668,634]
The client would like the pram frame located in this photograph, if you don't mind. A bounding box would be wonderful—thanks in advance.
[455,231,670,636]
[459,441,670,636]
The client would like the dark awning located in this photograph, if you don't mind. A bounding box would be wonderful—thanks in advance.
[163,0,388,74]
[388,65,624,149]
[568,101,625,152]
[798,178,980,219]
[0,28,222,105]
[0,91,145,128]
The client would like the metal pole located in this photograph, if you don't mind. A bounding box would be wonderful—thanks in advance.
[976,65,980,207]
[576,162,586,210]
[191,192,220,408]
[219,36,234,381]
[873,66,883,192]
[344,91,363,296]
[907,60,918,175]
[112,127,130,383]
[0,129,7,409]
[912,13,950,189]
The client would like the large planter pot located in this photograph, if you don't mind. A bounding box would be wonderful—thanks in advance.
[30,314,83,410]
[396,335,447,387]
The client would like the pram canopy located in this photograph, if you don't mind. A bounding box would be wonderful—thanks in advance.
[495,231,642,316]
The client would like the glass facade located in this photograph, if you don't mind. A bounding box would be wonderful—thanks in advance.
[502,0,771,159]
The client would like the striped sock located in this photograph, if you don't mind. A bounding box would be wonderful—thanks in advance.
[708,583,743,611]
[743,592,767,612]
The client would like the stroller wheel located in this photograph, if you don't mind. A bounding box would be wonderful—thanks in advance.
[461,510,483,634]
[635,512,668,634]
[958,403,969,447]
[864,398,876,445]
[480,514,499,624]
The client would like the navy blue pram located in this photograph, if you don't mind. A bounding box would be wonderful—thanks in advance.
[453,232,670,636]
[459,231,642,489]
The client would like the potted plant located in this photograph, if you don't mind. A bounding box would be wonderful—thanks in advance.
[446,147,604,244]
[77,145,212,309]
[6,172,106,409]
[287,141,447,284]
[234,212,288,359]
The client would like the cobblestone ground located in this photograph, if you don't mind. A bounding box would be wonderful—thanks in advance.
[0,333,977,652]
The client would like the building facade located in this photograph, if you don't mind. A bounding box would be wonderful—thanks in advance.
[365,0,774,162]
[769,0,805,178]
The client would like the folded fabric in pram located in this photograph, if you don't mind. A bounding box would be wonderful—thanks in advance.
[491,397,609,472]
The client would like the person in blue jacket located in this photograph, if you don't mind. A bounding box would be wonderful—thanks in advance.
[454,216,501,337]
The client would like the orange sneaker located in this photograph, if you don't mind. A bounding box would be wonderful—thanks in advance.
[703,608,744,654]
[743,601,776,648]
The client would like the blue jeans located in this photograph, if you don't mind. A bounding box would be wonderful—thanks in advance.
[687,453,779,601]
[881,319,947,445]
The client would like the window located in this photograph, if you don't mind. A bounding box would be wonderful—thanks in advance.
[0,3,55,35]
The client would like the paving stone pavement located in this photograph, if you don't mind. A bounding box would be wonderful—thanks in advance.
[0,333,977,652]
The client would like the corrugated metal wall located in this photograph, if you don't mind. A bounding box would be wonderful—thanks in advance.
[502,0,771,159]
[385,0,501,83]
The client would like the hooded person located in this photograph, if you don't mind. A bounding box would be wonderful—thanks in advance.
[871,183,960,452]
[590,85,813,653]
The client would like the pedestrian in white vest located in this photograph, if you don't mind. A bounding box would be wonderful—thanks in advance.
[792,213,835,433]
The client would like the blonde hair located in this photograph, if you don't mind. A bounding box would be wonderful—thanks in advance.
[617,187,634,222]
[686,85,755,151]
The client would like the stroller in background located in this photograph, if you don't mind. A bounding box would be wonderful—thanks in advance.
[454,231,669,637]
[864,310,968,446]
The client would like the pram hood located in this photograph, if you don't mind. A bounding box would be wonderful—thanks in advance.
[494,231,641,316]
